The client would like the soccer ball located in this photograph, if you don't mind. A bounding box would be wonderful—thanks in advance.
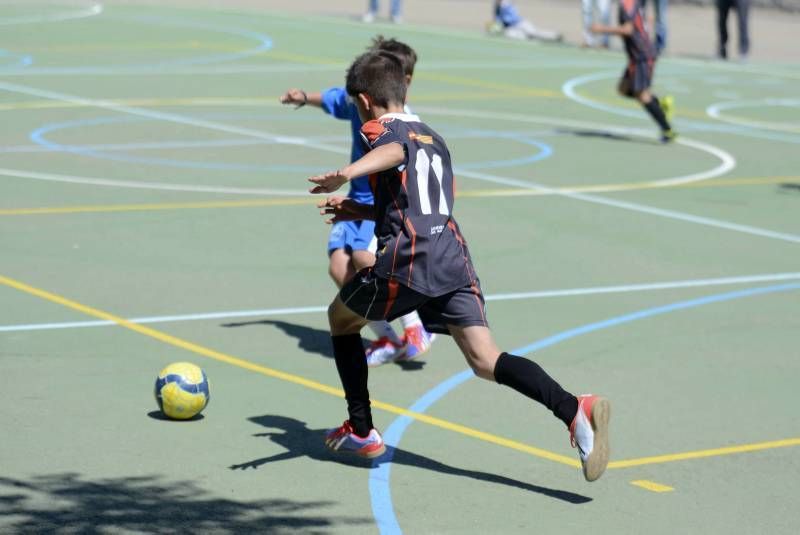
[154,362,210,420]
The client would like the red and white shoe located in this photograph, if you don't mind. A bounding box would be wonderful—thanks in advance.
[398,325,435,361]
[365,337,406,367]
[324,420,386,458]
[569,394,611,482]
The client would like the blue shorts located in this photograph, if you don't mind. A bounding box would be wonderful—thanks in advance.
[327,220,376,255]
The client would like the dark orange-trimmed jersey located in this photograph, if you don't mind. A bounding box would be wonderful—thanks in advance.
[360,113,476,297]
[619,0,656,63]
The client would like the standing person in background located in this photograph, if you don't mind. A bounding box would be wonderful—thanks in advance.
[641,0,668,55]
[716,0,750,60]
[582,0,612,48]
[363,0,403,24]
[489,0,564,42]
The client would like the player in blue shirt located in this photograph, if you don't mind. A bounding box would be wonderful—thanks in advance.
[279,37,435,367]
[489,0,562,42]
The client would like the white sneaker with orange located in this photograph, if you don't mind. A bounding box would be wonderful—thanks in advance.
[569,394,611,482]
[365,337,406,367]
[398,325,435,361]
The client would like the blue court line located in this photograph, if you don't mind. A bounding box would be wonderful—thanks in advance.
[0,16,272,74]
[368,282,800,534]
[0,49,33,69]
[29,113,326,173]
[28,115,554,174]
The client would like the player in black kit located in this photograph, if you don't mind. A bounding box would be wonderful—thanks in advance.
[591,0,676,143]
[308,51,611,482]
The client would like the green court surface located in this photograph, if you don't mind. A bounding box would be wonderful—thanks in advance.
[1,2,799,534]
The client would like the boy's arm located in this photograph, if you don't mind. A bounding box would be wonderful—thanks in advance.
[279,88,323,109]
[590,22,633,36]
[317,196,375,223]
[308,142,405,194]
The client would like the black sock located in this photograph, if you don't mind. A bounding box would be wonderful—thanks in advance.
[494,352,578,428]
[331,334,372,437]
[643,97,671,132]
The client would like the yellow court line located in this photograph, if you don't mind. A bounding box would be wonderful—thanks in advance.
[0,272,578,470]
[416,72,561,99]
[0,197,315,216]
[610,438,800,469]
[2,176,796,217]
[631,480,674,493]
[2,272,799,471]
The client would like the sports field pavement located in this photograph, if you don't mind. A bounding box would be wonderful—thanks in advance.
[1,2,799,533]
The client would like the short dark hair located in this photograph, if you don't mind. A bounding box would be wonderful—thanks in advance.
[345,51,407,108]
[369,35,417,77]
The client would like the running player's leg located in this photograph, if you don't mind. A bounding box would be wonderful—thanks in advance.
[325,294,384,456]
[327,222,356,288]
[434,283,610,481]
[351,228,406,365]
[633,65,675,141]
[618,66,633,98]
[325,273,427,457]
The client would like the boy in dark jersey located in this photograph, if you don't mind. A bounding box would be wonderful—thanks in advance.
[591,0,676,143]
[280,37,435,366]
[307,51,611,482]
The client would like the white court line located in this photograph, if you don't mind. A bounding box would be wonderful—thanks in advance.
[3,81,797,244]
[561,70,800,144]
[0,167,310,196]
[416,107,800,244]
[0,60,622,77]
[0,2,103,26]
[0,81,349,157]
[706,99,800,134]
[2,272,799,333]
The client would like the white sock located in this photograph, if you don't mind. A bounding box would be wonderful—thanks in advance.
[399,311,423,330]
[368,321,402,344]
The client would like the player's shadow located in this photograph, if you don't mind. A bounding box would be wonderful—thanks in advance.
[221,319,335,359]
[230,415,591,505]
[556,127,656,145]
[220,320,427,370]
[779,182,800,193]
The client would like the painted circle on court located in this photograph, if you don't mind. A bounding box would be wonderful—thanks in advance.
[706,99,800,134]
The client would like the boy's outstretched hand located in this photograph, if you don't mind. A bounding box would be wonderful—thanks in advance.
[309,170,349,194]
[279,88,307,108]
[317,196,373,224]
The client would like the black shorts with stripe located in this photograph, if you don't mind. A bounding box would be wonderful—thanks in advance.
[620,60,653,96]
[339,269,488,335]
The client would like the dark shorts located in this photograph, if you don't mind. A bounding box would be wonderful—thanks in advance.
[620,60,653,96]
[339,269,488,335]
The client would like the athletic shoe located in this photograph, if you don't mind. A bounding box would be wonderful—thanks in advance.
[661,129,677,144]
[325,420,386,458]
[399,325,436,360]
[390,15,403,24]
[569,394,611,482]
[361,11,376,23]
[660,95,675,122]
[366,337,406,367]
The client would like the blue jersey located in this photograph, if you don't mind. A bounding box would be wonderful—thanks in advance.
[320,87,374,205]
[495,0,522,27]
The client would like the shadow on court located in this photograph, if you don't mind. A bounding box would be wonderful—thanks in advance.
[556,128,655,145]
[229,415,591,505]
[220,320,428,370]
[222,319,335,359]
[0,473,369,533]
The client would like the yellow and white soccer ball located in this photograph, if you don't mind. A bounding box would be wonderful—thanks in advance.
[154,362,210,420]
